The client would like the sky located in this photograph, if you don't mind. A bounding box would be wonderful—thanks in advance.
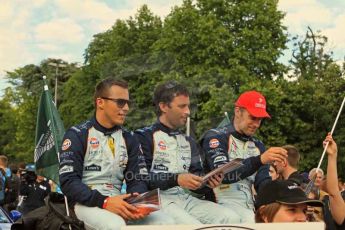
[1,0,345,95]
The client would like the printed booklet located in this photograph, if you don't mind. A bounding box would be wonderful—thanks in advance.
[202,158,243,183]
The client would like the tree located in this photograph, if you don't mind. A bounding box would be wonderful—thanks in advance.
[2,59,78,161]
[283,28,345,176]
[152,0,288,134]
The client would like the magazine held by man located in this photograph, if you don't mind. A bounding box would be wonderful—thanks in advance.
[202,158,244,183]
[125,188,161,215]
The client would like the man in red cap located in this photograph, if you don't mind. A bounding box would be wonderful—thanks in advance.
[201,90,287,223]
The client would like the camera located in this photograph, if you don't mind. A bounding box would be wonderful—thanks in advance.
[20,170,37,184]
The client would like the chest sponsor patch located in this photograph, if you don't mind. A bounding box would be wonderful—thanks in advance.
[158,140,167,150]
[84,164,101,172]
[89,137,99,149]
[153,164,168,171]
[209,138,220,148]
[59,165,73,175]
[213,155,227,164]
[62,139,71,151]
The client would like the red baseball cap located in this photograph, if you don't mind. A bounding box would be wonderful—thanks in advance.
[235,91,271,118]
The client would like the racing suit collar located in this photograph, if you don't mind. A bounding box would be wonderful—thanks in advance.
[227,121,254,142]
[155,120,181,136]
[92,117,122,136]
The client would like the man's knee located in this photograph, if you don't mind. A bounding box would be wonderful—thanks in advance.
[75,204,126,230]
[132,211,176,225]
[207,205,242,224]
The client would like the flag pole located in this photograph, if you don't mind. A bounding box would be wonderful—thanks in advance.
[305,96,345,196]
[41,76,72,230]
[316,96,345,171]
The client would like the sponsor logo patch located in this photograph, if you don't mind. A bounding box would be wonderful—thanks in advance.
[209,138,220,148]
[84,164,101,171]
[89,137,99,149]
[59,165,73,174]
[62,139,71,151]
[213,156,227,163]
[153,164,168,171]
[158,141,167,150]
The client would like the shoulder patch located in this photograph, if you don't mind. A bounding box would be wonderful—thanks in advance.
[62,139,71,151]
[209,138,220,148]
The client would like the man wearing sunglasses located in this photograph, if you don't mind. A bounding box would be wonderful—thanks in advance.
[59,78,174,230]
[134,81,235,224]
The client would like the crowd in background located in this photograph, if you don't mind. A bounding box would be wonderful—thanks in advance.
[0,156,51,216]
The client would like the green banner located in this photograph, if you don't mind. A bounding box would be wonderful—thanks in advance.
[217,112,231,128]
[34,77,65,186]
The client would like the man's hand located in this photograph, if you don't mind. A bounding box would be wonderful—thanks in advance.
[104,193,147,221]
[260,147,287,164]
[177,173,203,190]
[207,173,224,188]
[324,133,337,158]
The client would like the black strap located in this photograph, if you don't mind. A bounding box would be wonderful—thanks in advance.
[47,194,84,227]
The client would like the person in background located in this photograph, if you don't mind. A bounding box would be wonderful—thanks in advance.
[274,145,308,186]
[269,164,279,181]
[255,180,322,223]
[309,168,325,191]
[3,163,20,212]
[19,164,51,215]
[0,155,11,206]
[324,133,345,227]
[17,162,26,178]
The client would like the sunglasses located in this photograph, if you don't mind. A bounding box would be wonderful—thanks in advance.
[101,97,131,108]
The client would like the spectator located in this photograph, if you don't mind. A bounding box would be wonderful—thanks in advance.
[274,145,308,186]
[0,155,11,205]
[324,133,345,227]
[3,163,20,212]
[269,164,279,181]
[255,180,322,223]
[19,164,50,215]
[309,168,325,190]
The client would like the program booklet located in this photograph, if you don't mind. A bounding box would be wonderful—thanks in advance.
[202,158,243,183]
[125,188,161,215]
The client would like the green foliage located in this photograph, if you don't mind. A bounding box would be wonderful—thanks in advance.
[1,59,78,162]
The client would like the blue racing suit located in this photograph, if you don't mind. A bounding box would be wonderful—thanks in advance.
[201,123,271,223]
[59,117,173,229]
[134,121,238,224]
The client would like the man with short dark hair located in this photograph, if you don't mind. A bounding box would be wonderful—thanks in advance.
[135,81,235,224]
[201,90,287,223]
[274,145,308,185]
[59,78,173,230]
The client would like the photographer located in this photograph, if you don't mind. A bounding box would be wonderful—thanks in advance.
[19,164,50,215]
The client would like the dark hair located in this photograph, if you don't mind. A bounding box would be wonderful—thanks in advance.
[18,162,26,170]
[255,203,281,223]
[9,163,18,174]
[153,81,189,116]
[93,78,128,108]
[282,145,300,169]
